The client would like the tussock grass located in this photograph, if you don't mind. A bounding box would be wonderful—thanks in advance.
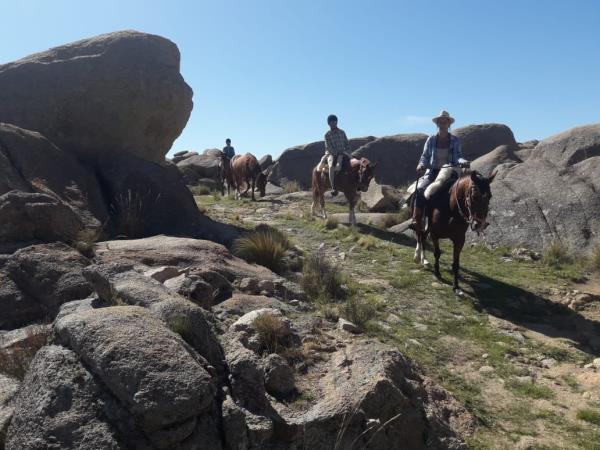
[189,185,211,196]
[233,225,291,273]
[283,180,301,194]
[253,314,286,354]
[341,296,378,328]
[302,252,346,302]
[110,189,158,238]
[541,241,573,268]
[589,243,600,273]
[324,216,339,230]
[0,326,51,380]
[577,409,600,425]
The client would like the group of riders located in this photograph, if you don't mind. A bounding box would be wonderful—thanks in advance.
[219,109,471,233]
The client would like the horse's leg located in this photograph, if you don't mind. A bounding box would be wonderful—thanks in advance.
[348,195,356,226]
[433,236,441,278]
[452,236,465,294]
[320,191,327,218]
[251,176,256,202]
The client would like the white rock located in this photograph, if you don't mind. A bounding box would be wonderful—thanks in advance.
[338,318,360,334]
[478,365,494,374]
[230,308,291,335]
[144,266,184,283]
[541,358,558,369]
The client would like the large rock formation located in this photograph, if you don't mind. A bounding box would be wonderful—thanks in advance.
[269,136,376,189]
[477,124,600,251]
[0,30,192,164]
[353,124,517,187]
[0,31,238,245]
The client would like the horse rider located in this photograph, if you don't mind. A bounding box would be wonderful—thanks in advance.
[223,138,235,161]
[410,110,470,232]
[321,114,351,196]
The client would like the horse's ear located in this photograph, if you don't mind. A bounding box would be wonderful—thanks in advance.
[470,171,478,182]
[488,170,497,183]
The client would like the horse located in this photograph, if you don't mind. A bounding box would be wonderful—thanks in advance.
[218,152,235,196]
[413,170,496,294]
[311,155,376,226]
[230,153,267,201]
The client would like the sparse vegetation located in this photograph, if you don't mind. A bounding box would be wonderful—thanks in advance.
[577,409,600,425]
[506,379,555,400]
[70,227,103,257]
[382,213,401,229]
[167,315,193,339]
[301,252,346,302]
[0,326,51,380]
[189,184,211,196]
[233,224,292,273]
[283,180,301,194]
[341,296,378,328]
[325,216,339,230]
[590,243,600,273]
[541,241,573,268]
[110,189,158,238]
[253,313,286,353]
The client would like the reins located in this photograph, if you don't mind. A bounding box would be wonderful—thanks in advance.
[452,177,474,227]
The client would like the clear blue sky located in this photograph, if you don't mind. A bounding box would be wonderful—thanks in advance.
[1,1,599,159]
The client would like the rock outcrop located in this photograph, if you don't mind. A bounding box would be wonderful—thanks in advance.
[478,123,600,251]
[0,30,192,164]
[362,180,403,212]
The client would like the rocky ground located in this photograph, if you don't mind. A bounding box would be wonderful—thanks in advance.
[194,189,600,449]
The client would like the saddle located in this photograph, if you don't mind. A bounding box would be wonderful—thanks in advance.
[317,152,351,173]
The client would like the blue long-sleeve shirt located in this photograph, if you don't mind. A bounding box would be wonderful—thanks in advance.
[418,134,467,170]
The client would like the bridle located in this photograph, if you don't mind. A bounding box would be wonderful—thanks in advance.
[453,177,476,230]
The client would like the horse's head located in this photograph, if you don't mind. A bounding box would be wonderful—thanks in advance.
[357,158,377,192]
[462,170,497,233]
[256,171,267,197]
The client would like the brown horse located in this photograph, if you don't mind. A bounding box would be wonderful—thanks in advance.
[414,170,496,294]
[311,155,376,226]
[230,153,267,201]
[218,152,235,196]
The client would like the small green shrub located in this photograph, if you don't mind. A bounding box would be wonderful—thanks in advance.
[325,216,339,230]
[233,225,292,273]
[253,314,285,353]
[506,380,555,400]
[189,184,212,196]
[342,296,378,328]
[357,235,378,250]
[302,252,346,302]
[541,241,573,268]
[0,326,51,380]
[577,409,600,425]
[283,180,301,194]
[589,244,600,273]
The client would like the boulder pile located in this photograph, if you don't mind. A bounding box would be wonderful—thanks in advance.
[1,235,474,449]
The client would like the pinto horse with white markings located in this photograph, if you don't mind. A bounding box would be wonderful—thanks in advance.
[414,170,496,294]
[311,155,376,226]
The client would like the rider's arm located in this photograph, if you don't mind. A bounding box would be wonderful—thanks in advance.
[453,137,468,165]
[342,130,351,153]
[418,136,432,170]
[324,132,331,154]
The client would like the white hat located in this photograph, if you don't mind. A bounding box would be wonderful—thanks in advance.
[432,110,455,125]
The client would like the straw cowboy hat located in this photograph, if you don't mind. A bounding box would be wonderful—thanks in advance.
[432,110,455,125]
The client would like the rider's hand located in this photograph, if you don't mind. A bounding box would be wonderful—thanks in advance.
[416,164,425,174]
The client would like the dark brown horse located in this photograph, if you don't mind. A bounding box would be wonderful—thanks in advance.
[414,170,496,294]
[230,153,267,201]
[218,152,235,196]
[311,156,376,225]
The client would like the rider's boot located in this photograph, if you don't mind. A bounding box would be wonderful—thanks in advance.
[408,207,424,232]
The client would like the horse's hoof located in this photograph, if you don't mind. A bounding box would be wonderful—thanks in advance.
[422,259,431,267]
[454,289,464,297]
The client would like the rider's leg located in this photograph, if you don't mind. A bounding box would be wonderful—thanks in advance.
[327,153,338,195]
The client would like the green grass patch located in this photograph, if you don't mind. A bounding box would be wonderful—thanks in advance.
[506,380,555,400]
[577,409,600,426]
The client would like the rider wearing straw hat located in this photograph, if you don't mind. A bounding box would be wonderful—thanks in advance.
[409,110,469,232]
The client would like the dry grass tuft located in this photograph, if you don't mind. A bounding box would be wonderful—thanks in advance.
[541,241,573,268]
[302,252,346,302]
[589,243,600,273]
[341,296,378,328]
[233,225,292,273]
[283,180,301,194]
[110,189,159,238]
[325,216,339,230]
[253,314,286,353]
[0,326,51,380]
